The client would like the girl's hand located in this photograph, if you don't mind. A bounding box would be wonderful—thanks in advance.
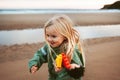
[55,67,62,72]
[54,63,62,72]
[70,63,80,69]
[31,65,38,74]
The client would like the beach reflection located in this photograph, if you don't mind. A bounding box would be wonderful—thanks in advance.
[0,29,44,45]
[0,24,120,45]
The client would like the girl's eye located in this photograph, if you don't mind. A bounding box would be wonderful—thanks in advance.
[52,35,57,38]
[46,34,49,37]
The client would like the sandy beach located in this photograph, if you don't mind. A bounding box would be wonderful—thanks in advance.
[0,37,120,80]
[0,11,120,80]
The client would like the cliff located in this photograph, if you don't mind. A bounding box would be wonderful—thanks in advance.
[102,1,120,9]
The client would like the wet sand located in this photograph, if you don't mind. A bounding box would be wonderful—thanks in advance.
[0,38,120,80]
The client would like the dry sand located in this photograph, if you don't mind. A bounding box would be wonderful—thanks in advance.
[0,12,120,30]
[0,38,120,80]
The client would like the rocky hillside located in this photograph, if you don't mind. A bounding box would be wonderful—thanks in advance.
[101,1,120,9]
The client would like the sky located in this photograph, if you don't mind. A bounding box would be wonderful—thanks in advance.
[0,0,119,9]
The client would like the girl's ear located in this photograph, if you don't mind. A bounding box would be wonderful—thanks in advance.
[64,37,68,42]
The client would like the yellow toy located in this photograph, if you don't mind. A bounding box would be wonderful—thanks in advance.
[55,54,62,68]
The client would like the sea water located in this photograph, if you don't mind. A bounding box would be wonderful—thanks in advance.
[0,9,120,14]
[0,25,120,45]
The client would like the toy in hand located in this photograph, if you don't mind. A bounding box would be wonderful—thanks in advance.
[61,53,71,69]
[55,53,71,69]
[55,53,85,79]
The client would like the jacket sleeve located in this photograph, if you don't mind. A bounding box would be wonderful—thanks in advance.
[28,44,48,72]
[76,49,85,66]
[73,45,85,67]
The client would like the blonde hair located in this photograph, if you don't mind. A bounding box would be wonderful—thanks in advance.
[44,14,82,61]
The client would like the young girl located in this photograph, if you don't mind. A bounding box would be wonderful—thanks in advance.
[28,15,85,80]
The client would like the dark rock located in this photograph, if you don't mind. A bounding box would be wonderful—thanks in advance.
[102,1,120,9]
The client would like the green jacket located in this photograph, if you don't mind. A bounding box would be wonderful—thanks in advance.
[28,44,84,80]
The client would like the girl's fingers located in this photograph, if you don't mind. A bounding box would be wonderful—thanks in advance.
[31,66,38,73]
[70,64,80,69]
[75,64,80,68]
[55,67,62,72]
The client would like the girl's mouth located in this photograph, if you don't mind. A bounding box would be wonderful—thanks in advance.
[50,42,55,45]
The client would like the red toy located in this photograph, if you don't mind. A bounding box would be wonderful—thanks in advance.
[62,53,71,69]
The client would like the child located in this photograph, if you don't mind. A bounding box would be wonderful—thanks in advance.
[28,15,85,80]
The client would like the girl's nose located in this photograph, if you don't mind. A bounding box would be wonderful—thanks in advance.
[47,37,52,42]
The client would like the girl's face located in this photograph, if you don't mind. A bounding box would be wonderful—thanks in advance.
[45,26,65,48]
